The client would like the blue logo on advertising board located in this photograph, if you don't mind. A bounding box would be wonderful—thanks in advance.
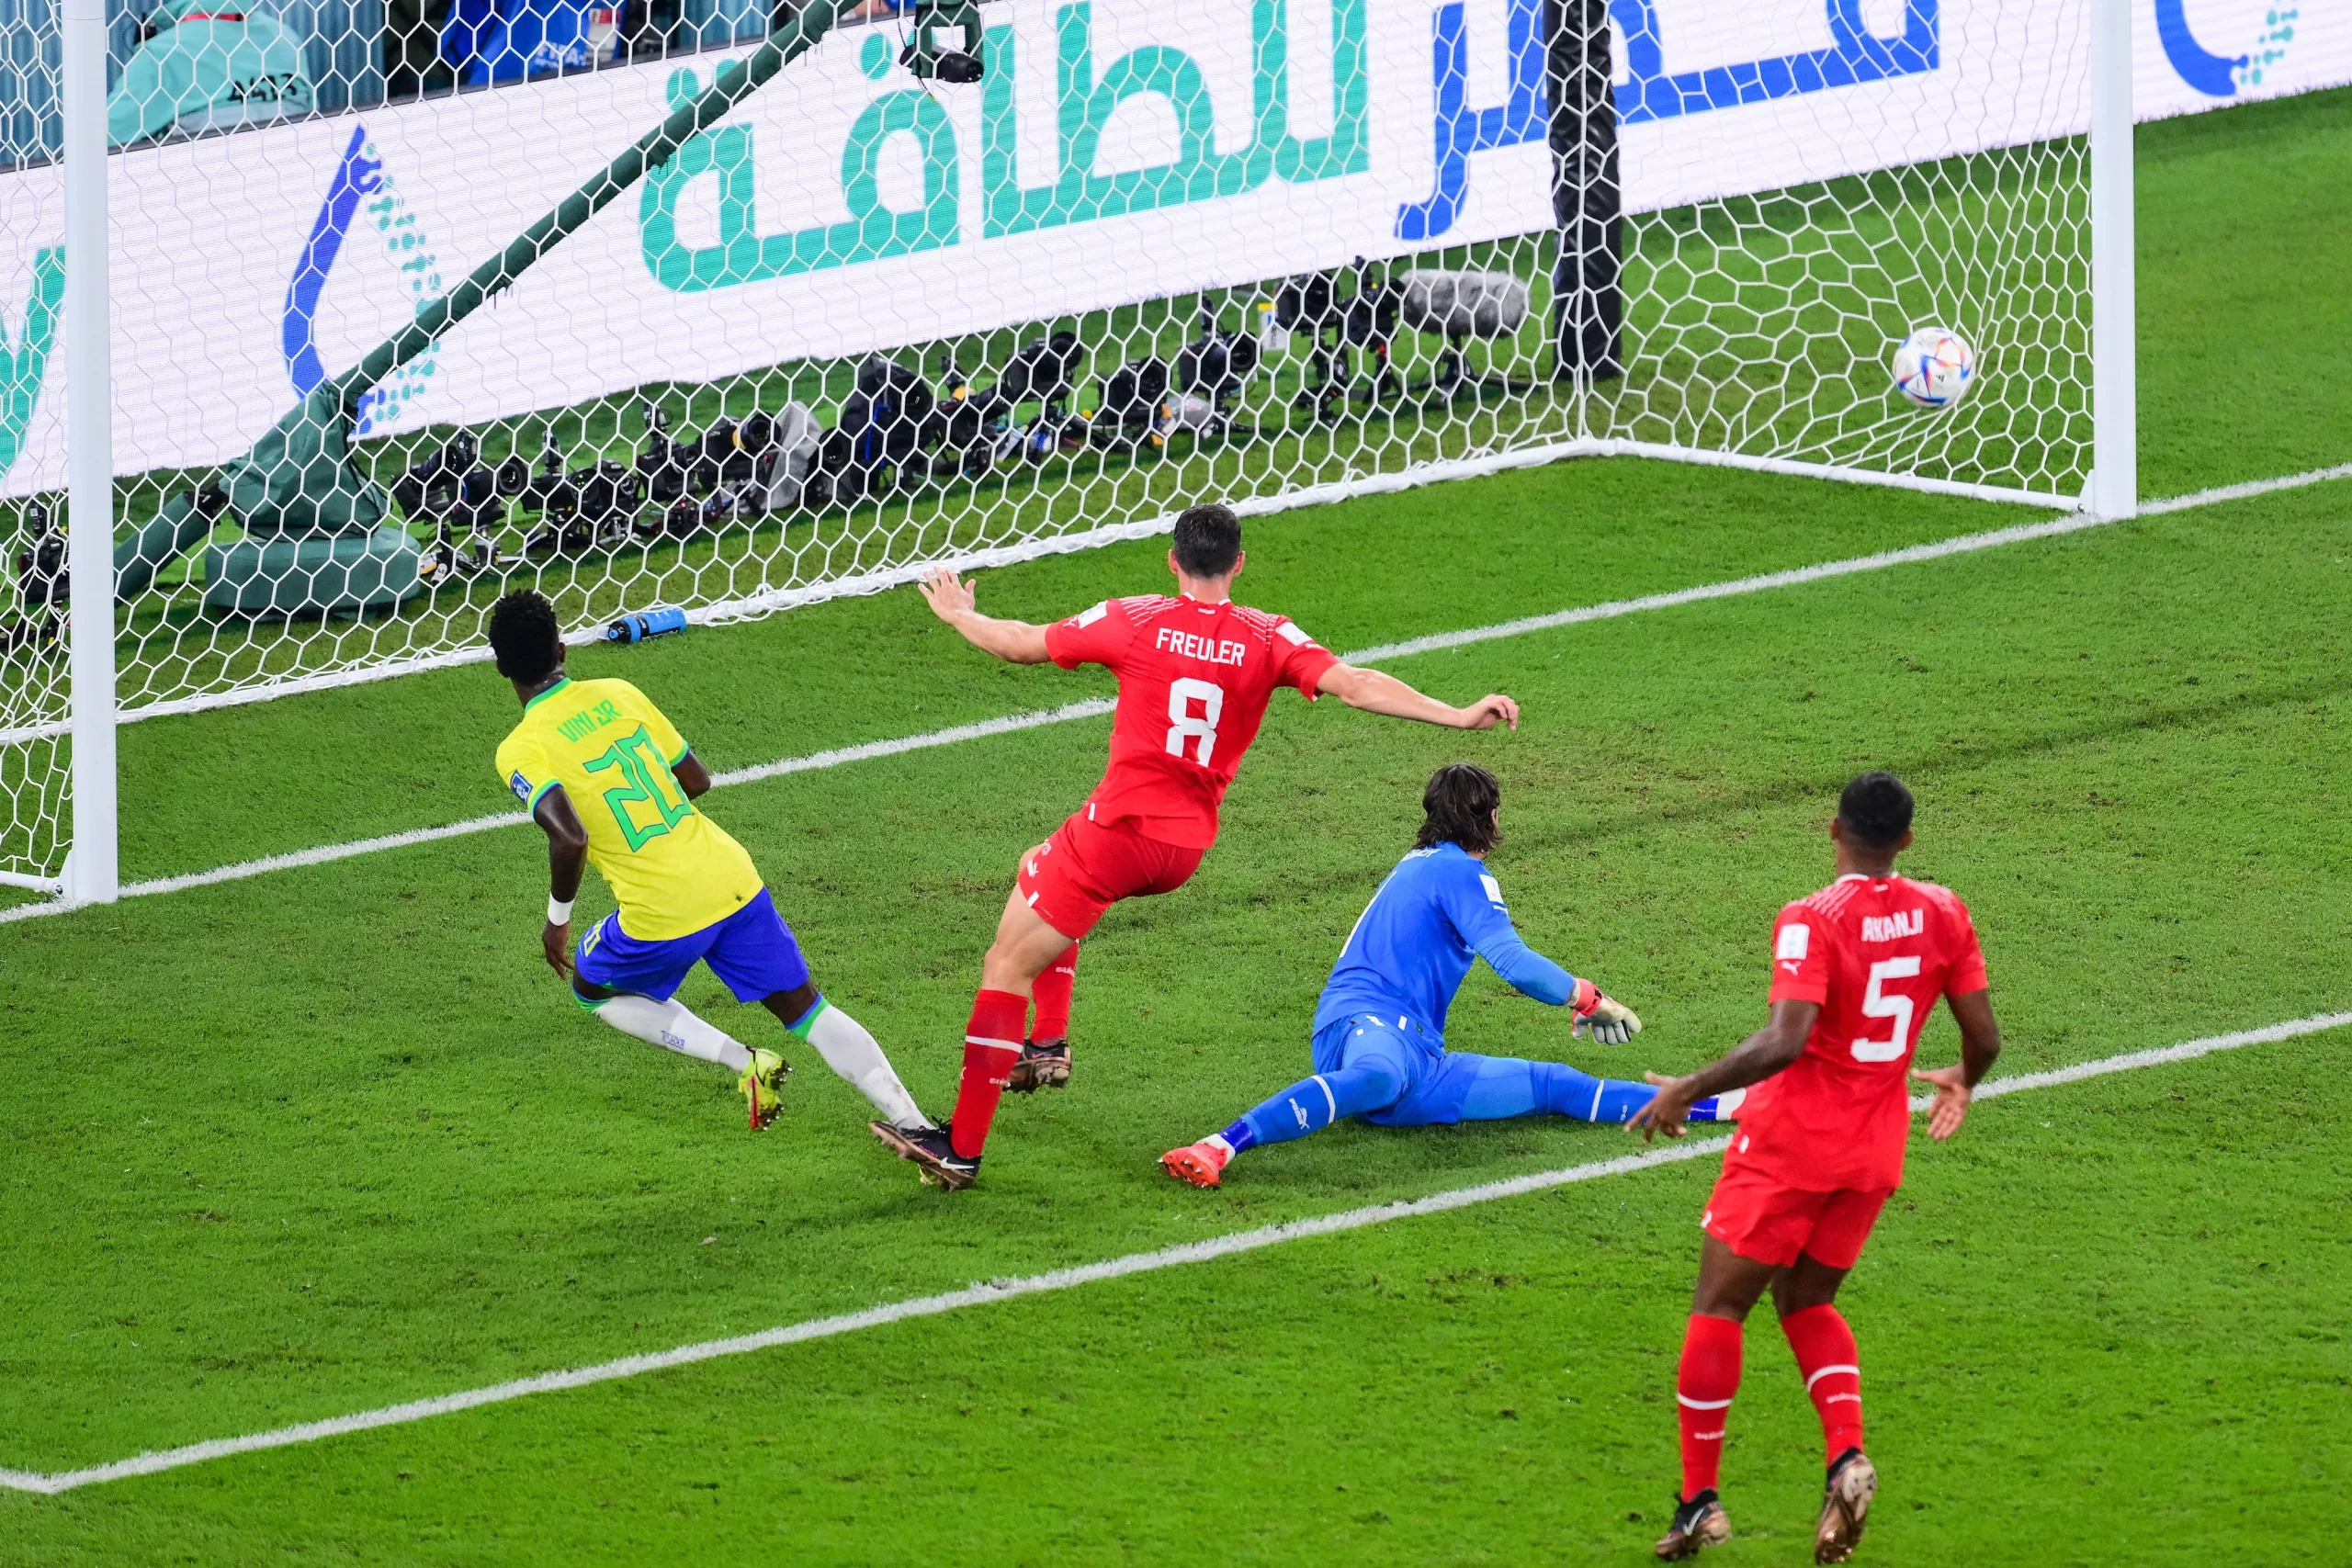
[284,124,443,434]
[2155,0,2298,97]
[1396,0,1939,239]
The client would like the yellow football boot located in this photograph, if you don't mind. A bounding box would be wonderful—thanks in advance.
[738,1047,786,1130]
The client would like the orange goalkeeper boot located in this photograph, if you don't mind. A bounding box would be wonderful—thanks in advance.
[1160,1138,1232,1188]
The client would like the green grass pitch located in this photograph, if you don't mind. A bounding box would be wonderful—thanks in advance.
[1,88,2347,1565]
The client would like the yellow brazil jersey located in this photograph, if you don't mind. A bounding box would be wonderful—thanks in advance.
[494,676,762,941]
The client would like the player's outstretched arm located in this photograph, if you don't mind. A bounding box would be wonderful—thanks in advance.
[917,566,1052,664]
[1315,662,1519,729]
[1627,998,1820,1140]
[1469,926,1643,1044]
[532,785,589,976]
[673,752,712,801]
[1911,987,2001,1140]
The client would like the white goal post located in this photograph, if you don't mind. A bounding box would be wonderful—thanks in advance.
[62,0,117,905]
[5,0,2346,904]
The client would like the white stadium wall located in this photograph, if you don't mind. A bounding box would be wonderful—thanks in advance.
[0,0,2343,495]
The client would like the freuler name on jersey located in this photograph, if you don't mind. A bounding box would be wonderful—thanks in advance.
[1152,626,1250,667]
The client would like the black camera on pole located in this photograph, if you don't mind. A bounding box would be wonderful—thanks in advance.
[1094,355,1170,446]
[390,429,484,522]
[934,330,1083,475]
[1175,310,1261,412]
[1159,301,1263,442]
[815,355,936,504]
[15,500,65,613]
[391,431,502,583]
[898,0,984,82]
[517,427,645,558]
[634,403,697,507]
[1277,261,1400,418]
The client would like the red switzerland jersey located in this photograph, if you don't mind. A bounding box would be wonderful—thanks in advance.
[1731,874,1989,1192]
[1043,593,1340,849]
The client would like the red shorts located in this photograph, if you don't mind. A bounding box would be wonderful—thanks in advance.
[1016,810,1205,940]
[1702,1157,1891,1270]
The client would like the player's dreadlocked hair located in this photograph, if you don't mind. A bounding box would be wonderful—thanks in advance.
[1838,770,1916,848]
[1170,502,1243,578]
[1415,762,1502,855]
[489,590,563,684]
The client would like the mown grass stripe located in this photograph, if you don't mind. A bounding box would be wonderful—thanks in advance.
[4,1008,2344,1495]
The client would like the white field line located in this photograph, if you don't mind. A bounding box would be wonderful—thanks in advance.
[1951,1010,2352,1103]
[0,439,1615,750]
[706,698,1114,790]
[2,1008,2342,1497]
[0,452,2338,757]
[2135,460,2352,516]
[1346,508,2112,663]
[0,514,2125,927]
[0,700,1125,919]
[1347,458,2352,663]
[4,456,2346,930]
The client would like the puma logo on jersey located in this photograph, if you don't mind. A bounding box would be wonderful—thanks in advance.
[1861,909,1925,942]
[1154,626,1248,666]
[1775,922,1810,972]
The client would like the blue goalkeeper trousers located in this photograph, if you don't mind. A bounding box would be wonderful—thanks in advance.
[1235,1012,1663,1149]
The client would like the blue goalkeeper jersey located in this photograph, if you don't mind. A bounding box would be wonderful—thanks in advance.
[1312,842,1580,1046]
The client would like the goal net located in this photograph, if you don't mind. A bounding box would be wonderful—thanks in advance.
[0,0,2298,892]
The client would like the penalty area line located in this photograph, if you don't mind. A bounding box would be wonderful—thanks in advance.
[0,513,2118,926]
[3,455,2344,930]
[5,1008,2346,1496]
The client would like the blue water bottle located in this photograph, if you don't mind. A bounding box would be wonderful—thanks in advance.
[605,606,689,644]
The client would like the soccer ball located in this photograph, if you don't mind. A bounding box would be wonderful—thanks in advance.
[1890,327,1975,409]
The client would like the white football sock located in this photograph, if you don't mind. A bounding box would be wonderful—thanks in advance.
[797,998,931,1130]
[590,993,752,1074]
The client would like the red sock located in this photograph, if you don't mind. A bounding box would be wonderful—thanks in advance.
[1781,1304,1864,1465]
[1674,1316,1749,1495]
[1029,942,1080,1043]
[1676,1313,1743,1497]
[948,989,1027,1159]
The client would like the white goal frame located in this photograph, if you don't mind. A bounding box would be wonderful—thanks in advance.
[38,0,2143,909]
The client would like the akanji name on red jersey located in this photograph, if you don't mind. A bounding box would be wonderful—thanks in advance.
[1043,593,1340,851]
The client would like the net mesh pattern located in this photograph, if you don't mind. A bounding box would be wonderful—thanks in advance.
[0,0,2093,886]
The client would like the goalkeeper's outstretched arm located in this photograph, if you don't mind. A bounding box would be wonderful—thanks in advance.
[1474,927,1643,1044]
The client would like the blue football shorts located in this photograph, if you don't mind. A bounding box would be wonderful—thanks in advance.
[1307,1011,1492,1127]
[572,888,809,1003]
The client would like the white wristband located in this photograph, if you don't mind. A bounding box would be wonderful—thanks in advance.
[548,894,575,926]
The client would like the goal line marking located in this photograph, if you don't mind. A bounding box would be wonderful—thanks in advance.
[1,1008,2342,1496]
[3,457,2344,928]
